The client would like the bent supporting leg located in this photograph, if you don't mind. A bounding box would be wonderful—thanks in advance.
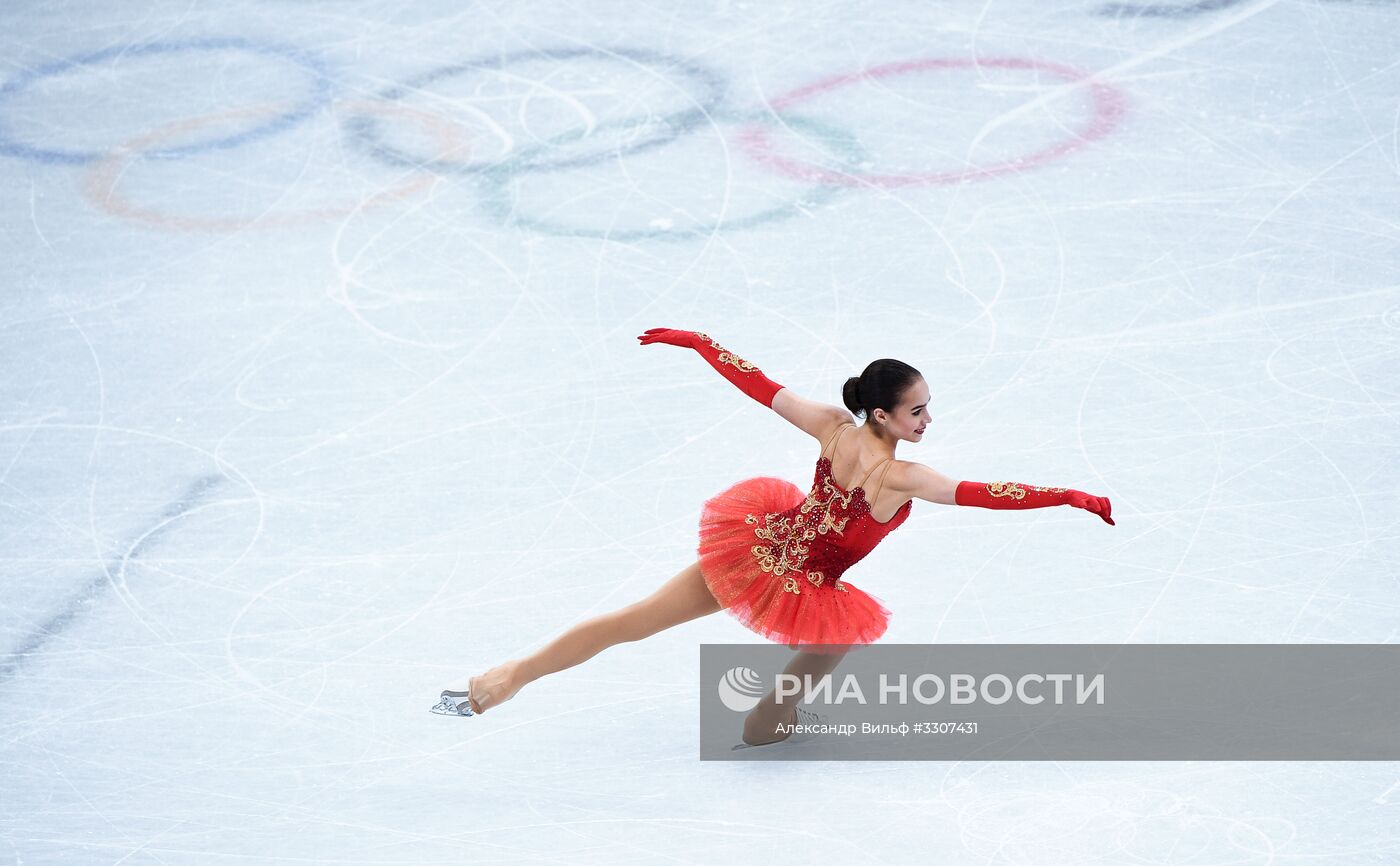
[742,647,850,745]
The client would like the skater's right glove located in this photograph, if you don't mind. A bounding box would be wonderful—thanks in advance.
[955,480,1114,525]
[637,328,785,408]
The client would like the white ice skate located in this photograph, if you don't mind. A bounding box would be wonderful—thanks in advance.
[430,688,477,716]
[731,704,826,751]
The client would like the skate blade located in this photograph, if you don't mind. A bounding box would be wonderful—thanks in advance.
[429,690,475,717]
[731,738,792,751]
[732,708,825,749]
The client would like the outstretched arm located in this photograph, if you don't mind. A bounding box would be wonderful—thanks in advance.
[637,328,784,407]
[905,463,1115,525]
[637,328,850,437]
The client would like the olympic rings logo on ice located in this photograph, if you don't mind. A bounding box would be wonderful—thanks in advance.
[737,57,1127,189]
[0,39,1129,238]
[0,37,333,165]
[344,46,729,176]
[80,100,471,232]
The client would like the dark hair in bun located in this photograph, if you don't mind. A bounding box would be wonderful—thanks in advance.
[842,359,922,421]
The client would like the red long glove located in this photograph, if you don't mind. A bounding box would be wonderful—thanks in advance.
[955,480,1115,525]
[637,328,784,408]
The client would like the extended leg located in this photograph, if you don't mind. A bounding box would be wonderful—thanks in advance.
[457,560,721,714]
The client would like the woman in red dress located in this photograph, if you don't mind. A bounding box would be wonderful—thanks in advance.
[433,328,1114,745]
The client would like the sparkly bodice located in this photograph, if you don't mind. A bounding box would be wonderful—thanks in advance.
[814,456,912,528]
[742,449,912,596]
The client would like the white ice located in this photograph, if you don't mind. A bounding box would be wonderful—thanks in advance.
[2,0,1398,862]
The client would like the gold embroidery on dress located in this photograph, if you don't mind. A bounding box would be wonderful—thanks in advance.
[694,332,759,373]
[745,467,857,593]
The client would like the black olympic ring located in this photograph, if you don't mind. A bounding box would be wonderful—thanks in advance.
[345,45,727,176]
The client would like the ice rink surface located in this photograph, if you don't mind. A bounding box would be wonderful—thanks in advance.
[2,0,1398,861]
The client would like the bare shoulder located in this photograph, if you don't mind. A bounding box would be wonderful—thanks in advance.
[771,388,854,442]
[889,459,959,506]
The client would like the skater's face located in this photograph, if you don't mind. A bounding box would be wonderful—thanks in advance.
[874,378,931,442]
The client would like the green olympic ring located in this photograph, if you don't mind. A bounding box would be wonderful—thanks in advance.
[473,110,870,242]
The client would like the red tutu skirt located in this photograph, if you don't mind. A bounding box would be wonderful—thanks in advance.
[697,476,891,654]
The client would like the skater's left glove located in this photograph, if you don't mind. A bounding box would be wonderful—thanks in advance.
[637,328,785,408]
[955,480,1115,525]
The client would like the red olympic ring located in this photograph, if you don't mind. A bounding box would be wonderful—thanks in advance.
[736,57,1127,188]
[81,100,471,232]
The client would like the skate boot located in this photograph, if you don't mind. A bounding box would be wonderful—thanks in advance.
[731,705,825,750]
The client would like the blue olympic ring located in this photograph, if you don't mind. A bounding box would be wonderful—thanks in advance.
[474,110,869,242]
[346,45,726,176]
[0,37,334,165]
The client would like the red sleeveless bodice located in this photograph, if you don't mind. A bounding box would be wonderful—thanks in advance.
[696,421,910,649]
[750,424,912,593]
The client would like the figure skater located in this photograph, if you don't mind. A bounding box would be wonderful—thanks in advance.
[431,328,1114,746]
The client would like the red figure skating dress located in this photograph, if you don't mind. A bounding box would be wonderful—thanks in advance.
[697,421,910,652]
